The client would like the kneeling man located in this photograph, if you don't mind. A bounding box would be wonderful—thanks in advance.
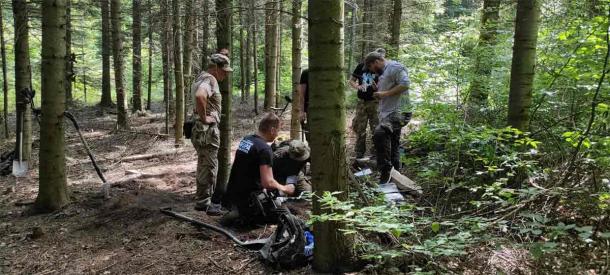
[221,113,295,225]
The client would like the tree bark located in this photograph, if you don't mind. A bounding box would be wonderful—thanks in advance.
[183,0,195,117]
[290,0,302,140]
[12,0,33,165]
[275,0,282,108]
[216,0,232,201]
[100,0,113,107]
[111,0,130,129]
[251,0,259,114]
[65,0,73,104]
[0,1,8,139]
[161,0,171,134]
[264,0,278,111]
[244,0,251,101]
[308,0,355,272]
[132,0,143,112]
[146,0,153,110]
[388,0,402,59]
[201,0,210,68]
[467,0,500,113]
[35,0,69,213]
[239,2,246,102]
[360,0,373,58]
[507,0,541,131]
[173,0,185,144]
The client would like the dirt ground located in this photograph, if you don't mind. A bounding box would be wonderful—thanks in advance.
[0,101,357,275]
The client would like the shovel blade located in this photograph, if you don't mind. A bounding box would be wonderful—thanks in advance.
[12,160,29,177]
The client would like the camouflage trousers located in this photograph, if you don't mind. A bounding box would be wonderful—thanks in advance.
[191,120,220,201]
[352,100,379,157]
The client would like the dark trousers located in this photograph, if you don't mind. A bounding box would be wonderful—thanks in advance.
[373,123,402,173]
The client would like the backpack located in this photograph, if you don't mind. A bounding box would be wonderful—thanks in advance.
[259,213,312,269]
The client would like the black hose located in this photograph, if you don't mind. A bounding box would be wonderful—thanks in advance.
[64,111,107,185]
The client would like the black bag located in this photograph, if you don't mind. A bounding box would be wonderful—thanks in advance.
[183,119,194,139]
[259,213,311,269]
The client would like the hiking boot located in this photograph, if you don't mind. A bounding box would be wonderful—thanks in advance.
[206,203,225,216]
[379,170,391,185]
[194,199,210,211]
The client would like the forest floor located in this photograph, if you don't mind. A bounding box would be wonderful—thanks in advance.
[0,100,342,275]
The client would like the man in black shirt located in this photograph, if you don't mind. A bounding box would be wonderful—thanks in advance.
[221,113,295,225]
[348,48,384,158]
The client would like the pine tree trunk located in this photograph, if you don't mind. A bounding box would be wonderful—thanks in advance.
[12,0,33,165]
[65,0,73,104]
[251,0,258,114]
[146,0,153,110]
[0,1,8,139]
[308,0,355,272]
[388,0,402,59]
[275,0,282,108]
[100,0,113,107]
[507,0,540,131]
[161,0,170,133]
[239,3,246,102]
[216,0,232,200]
[200,0,210,68]
[244,0,251,101]
[132,0,143,112]
[35,0,69,213]
[290,0,302,140]
[111,0,130,129]
[360,0,373,58]
[467,0,500,113]
[183,0,194,117]
[264,0,278,111]
[172,0,185,144]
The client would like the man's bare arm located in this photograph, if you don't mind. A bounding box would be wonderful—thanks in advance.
[260,165,295,195]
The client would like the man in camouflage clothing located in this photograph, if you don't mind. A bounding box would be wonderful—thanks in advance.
[191,54,232,214]
[272,140,312,196]
[348,48,385,158]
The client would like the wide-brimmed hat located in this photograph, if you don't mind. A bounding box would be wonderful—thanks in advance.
[210,53,233,72]
[288,140,310,161]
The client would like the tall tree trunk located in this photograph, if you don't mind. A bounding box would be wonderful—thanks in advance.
[275,0,282,108]
[507,0,541,131]
[111,0,130,129]
[239,3,246,102]
[183,0,194,118]
[251,0,258,114]
[0,1,9,139]
[201,0,210,68]
[360,0,373,58]
[309,0,355,272]
[173,0,185,144]
[12,0,33,166]
[146,0,153,110]
[216,0,232,201]
[290,0,302,140]
[244,0,251,101]
[132,0,143,112]
[467,0,500,114]
[161,0,170,134]
[100,0,113,107]
[388,0,402,59]
[65,0,73,104]
[36,0,69,213]
[264,0,278,111]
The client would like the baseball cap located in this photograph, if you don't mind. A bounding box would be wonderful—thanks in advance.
[209,53,233,72]
[374,48,386,57]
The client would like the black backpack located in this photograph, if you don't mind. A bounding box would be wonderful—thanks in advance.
[259,213,311,269]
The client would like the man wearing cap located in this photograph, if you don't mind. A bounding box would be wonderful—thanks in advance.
[348,48,385,159]
[191,53,233,214]
[365,51,412,184]
[272,140,312,196]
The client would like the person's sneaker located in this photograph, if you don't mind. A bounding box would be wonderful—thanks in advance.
[206,203,225,216]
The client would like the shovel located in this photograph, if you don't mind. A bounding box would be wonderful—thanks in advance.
[12,111,28,177]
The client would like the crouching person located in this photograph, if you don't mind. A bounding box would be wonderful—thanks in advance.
[220,113,295,226]
[272,140,312,196]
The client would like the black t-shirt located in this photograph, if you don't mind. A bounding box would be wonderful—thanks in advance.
[300,69,309,113]
[224,134,273,209]
[352,63,379,101]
